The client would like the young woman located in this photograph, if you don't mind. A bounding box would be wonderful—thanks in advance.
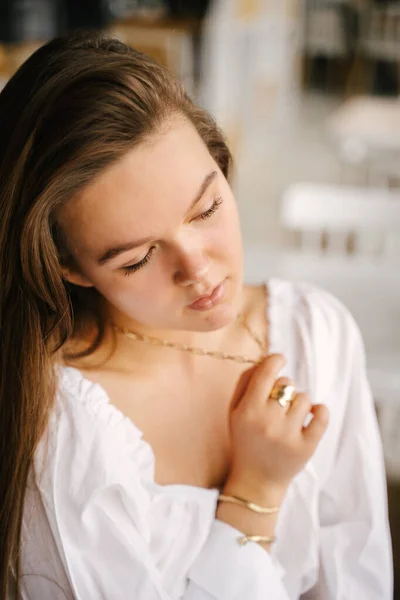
[0,32,392,599]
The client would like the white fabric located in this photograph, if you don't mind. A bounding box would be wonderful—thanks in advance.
[20,279,393,599]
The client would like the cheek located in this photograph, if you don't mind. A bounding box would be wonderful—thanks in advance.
[99,269,171,315]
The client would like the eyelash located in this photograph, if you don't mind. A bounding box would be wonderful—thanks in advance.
[198,196,223,220]
[123,196,223,276]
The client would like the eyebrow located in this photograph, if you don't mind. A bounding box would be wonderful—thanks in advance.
[97,170,218,266]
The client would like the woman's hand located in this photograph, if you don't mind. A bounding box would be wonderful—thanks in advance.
[225,354,329,503]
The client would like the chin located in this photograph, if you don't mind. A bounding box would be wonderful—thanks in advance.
[191,302,239,332]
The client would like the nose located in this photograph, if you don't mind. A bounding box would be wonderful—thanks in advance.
[174,253,210,287]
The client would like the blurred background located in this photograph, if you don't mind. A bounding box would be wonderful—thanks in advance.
[1,0,399,595]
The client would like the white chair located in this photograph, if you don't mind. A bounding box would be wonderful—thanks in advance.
[281,181,400,256]
[326,95,400,187]
[280,182,400,479]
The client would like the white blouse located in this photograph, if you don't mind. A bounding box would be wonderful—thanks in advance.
[20,279,393,599]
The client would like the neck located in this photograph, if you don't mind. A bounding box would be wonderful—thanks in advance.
[64,283,266,375]
[108,314,242,373]
[106,282,249,348]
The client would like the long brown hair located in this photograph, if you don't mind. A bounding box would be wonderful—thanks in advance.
[0,31,231,598]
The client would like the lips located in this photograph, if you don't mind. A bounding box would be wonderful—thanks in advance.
[188,280,225,311]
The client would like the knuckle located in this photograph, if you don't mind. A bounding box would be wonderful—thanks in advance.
[265,417,289,441]
[295,392,311,407]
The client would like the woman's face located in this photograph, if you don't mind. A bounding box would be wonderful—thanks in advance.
[61,116,244,334]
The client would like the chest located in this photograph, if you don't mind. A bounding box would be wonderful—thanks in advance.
[88,360,253,490]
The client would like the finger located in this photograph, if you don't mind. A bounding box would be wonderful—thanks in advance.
[230,364,258,410]
[240,354,286,410]
[303,404,329,445]
[267,376,296,414]
[287,392,311,423]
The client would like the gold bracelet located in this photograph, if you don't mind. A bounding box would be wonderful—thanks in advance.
[238,535,276,546]
[218,494,280,515]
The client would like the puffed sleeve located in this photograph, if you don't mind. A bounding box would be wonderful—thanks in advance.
[30,368,292,600]
[296,285,393,599]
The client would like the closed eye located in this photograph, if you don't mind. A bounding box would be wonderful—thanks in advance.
[196,196,223,221]
[122,197,223,276]
[123,246,156,275]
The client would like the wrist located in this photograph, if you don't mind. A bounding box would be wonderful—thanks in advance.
[222,476,287,508]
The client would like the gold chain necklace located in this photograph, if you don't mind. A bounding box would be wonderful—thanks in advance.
[113,311,268,366]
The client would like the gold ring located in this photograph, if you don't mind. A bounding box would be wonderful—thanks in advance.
[270,384,296,408]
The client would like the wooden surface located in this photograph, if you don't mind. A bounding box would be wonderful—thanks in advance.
[0,41,43,79]
[0,13,201,80]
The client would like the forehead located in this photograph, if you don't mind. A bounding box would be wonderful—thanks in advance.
[61,118,217,254]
